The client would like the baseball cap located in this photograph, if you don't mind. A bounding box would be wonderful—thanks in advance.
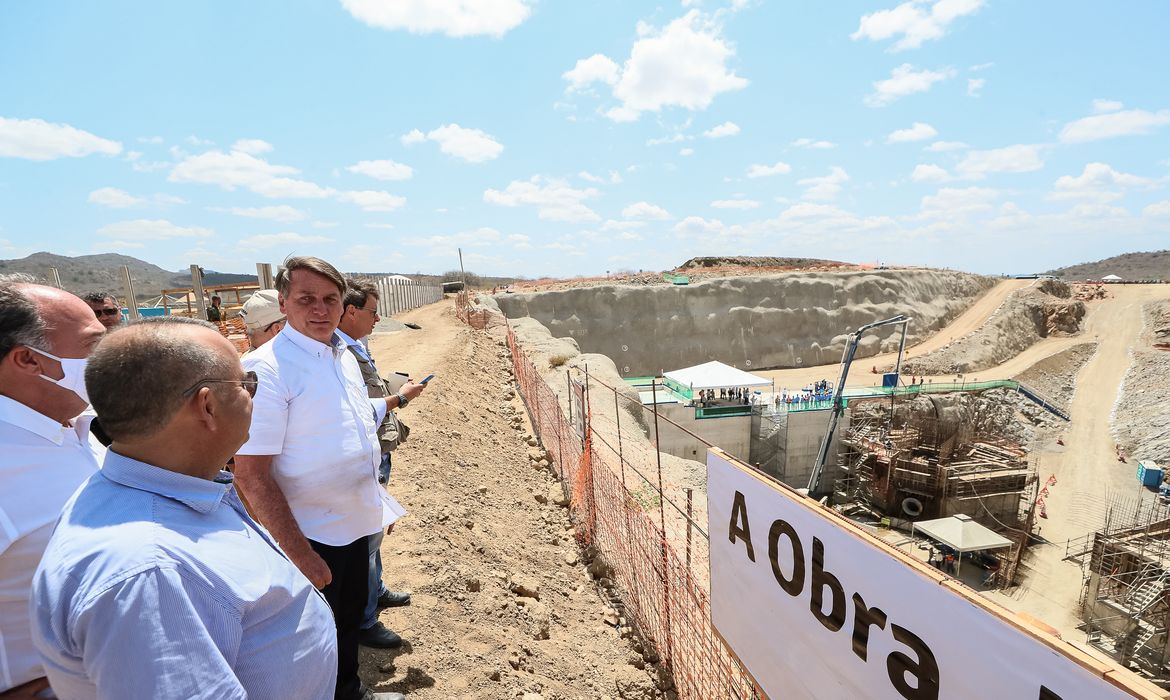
[240,289,284,331]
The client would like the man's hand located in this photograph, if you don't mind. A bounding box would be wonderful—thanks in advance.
[400,380,425,402]
[288,546,333,590]
[0,676,50,699]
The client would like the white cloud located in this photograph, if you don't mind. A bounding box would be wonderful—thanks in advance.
[338,0,531,38]
[578,170,621,184]
[955,144,1044,179]
[231,139,273,155]
[851,0,985,51]
[153,194,187,206]
[746,160,791,178]
[926,140,968,152]
[1059,108,1170,143]
[484,176,600,222]
[865,64,955,107]
[226,205,308,223]
[336,190,407,211]
[1143,201,1170,217]
[791,137,837,149]
[798,166,850,200]
[910,164,952,183]
[622,201,672,220]
[96,219,213,242]
[1051,162,1152,202]
[411,227,505,256]
[0,117,122,160]
[238,232,334,249]
[703,121,741,138]
[601,219,647,231]
[563,54,621,92]
[402,123,503,163]
[966,77,985,97]
[346,159,414,181]
[886,122,938,143]
[679,147,694,156]
[88,187,145,208]
[711,199,760,209]
[919,187,998,217]
[169,149,335,199]
[579,10,747,123]
[1093,99,1124,113]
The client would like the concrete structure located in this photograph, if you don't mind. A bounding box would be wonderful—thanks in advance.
[751,408,850,491]
[493,270,995,377]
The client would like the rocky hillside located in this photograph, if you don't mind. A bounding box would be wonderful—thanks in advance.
[676,255,847,270]
[0,252,253,300]
[1046,250,1170,281]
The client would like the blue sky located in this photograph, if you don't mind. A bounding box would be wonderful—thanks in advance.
[1,1,1168,278]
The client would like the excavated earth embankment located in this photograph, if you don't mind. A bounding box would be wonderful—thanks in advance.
[493,269,996,377]
[1114,300,1170,465]
[899,280,1086,376]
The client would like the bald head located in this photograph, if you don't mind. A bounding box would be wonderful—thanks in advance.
[0,277,104,361]
[86,317,238,442]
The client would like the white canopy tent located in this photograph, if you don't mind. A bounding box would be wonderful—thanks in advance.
[663,360,771,392]
[911,514,1012,574]
[1101,274,1123,281]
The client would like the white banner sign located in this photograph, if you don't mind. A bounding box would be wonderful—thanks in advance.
[707,450,1141,700]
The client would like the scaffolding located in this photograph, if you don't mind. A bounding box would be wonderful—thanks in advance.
[1075,494,1170,681]
[833,396,1036,587]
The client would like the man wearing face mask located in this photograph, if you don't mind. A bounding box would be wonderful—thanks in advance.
[0,276,106,699]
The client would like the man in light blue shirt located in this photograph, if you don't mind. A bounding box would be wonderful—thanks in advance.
[31,317,338,700]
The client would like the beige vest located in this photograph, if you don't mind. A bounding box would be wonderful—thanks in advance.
[346,345,401,453]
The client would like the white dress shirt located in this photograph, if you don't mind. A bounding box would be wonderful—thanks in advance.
[237,324,391,546]
[0,395,104,691]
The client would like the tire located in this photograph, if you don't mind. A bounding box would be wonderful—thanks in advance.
[902,497,924,518]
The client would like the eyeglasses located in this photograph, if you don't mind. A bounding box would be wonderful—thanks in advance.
[94,308,121,318]
[181,371,259,398]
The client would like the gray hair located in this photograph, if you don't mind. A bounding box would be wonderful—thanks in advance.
[0,274,49,361]
[85,316,231,441]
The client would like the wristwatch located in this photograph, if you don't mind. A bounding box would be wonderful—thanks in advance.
[396,392,409,408]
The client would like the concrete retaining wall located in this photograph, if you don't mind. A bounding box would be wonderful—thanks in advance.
[494,270,995,377]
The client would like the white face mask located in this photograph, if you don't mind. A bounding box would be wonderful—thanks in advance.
[28,346,90,405]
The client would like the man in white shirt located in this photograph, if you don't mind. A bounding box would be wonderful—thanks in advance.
[0,276,106,699]
[235,257,423,700]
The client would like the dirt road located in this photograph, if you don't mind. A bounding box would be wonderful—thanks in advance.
[985,284,1170,639]
[358,300,670,699]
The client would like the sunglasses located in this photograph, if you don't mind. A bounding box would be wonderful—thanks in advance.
[94,308,121,317]
[181,370,259,398]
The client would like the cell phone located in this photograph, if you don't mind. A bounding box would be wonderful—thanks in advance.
[419,374,435,385]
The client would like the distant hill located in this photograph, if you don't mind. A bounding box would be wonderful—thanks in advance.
[1045,250,1170,281]
[0,252,255,301]
[676,255,848,270]
[0,252,521,300]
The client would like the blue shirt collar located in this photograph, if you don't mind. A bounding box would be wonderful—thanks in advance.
[101,451,234,515]
[280,321,345,359]
[334,328,371,361]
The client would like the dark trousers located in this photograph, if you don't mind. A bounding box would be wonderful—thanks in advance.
[310,536,371,700]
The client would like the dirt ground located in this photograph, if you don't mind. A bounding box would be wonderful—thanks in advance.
[357,300,670,700]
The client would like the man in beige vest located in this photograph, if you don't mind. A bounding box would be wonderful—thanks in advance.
[336,277,421,650]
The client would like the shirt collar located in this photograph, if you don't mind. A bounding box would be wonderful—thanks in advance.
[101,450,234,514]
[280,321,346,359]
[0,393,90,446]
[334,328,371,360]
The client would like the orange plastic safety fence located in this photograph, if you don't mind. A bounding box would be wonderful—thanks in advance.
[457,301,759,700]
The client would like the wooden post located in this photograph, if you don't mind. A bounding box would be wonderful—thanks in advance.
[190,265,207,319]
[255,263,274,290]
[686,488,694,594]
[120,266,140,321]
[651,378,673,665]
